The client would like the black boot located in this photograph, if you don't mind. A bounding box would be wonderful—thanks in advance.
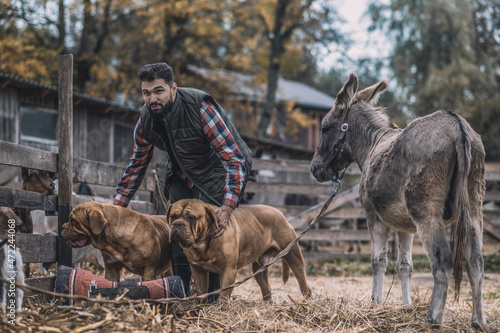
[207,272,220,303]
[171,243,192,296]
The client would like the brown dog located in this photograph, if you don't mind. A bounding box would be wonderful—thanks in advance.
[62,202,171,282]
[167,199,312,301]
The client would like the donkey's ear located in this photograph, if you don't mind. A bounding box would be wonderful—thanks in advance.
[356,80,388,106]
[335,74,358,117]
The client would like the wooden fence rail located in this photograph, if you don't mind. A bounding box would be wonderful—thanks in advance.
[1,140,499,260]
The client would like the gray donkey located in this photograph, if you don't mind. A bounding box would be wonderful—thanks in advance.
[311,74,486,330]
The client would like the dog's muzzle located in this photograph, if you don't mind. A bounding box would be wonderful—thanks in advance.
[170,220,192,245]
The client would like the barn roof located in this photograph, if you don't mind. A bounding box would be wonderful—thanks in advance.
[0,72,140,114]
[187,66,335,110]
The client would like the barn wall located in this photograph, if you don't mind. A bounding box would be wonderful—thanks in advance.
[0,86,19,143]
[0,82,141,165]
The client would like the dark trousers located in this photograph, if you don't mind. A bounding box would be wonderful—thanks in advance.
[169,177,220,302]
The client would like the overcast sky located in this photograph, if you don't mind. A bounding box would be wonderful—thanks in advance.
[318,0,390,71]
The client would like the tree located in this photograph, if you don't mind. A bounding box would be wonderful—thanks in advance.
[368,0,500,160]
[230,0,345,136]
[0,0,143,96]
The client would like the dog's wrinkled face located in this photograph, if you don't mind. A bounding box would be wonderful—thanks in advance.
[166,199,218,247]
[62,203,108,248]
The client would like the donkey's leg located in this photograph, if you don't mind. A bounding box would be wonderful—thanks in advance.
[396,231,414,307]
[465,224,487,330]
[417,223,452,327]
[367,214,391,303]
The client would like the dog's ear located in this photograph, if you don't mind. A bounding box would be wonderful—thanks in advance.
[206,205,219,237]
[87,209,108,235]
[166,204,173,225]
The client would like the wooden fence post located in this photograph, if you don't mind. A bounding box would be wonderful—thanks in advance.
[57,54,73,267]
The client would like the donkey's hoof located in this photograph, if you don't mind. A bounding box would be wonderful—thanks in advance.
[426,316,442,329]
[401,305,414,313]
[471,320,487,332]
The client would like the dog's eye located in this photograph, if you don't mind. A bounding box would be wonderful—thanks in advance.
[187,215,196,223]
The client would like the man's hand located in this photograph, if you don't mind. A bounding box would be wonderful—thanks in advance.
[213,205,233,238]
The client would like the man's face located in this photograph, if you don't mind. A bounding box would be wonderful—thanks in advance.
[141,78,177,117]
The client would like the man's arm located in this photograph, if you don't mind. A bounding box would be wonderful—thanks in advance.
[113,119,154,207]
[200,100,246,237]
[200,100,246,209]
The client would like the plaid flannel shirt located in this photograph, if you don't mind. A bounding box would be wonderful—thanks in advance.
[113,100,246,209]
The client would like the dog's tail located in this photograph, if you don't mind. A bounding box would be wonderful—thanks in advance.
[282,260,290,285]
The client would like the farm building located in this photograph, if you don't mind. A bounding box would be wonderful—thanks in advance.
[0,69,334,162]
[187,65,335,151]
[0,72,142,164]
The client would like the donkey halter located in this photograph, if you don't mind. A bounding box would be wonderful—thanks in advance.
[318,99,357,181]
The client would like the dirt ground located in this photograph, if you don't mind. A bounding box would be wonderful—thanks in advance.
[230,271,500,332]
[6,256,499,332]
[10,240,499,332]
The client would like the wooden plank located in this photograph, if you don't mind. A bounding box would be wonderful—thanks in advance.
[323,207,366,219]
[0,141,157,192]
[72,158,157,192]
[0,140,57,172]
[484,211,500,223]
[252,159,313,173]
[72,194,156,214]
[0,187,57,211]
[486,163,500,171]
[73,158,126,187]
[25,276,56,296]
[287,184,360,228]
[485,162,500,181]
[0,165,18,185]
[485,191,500,202]
[246,182,332,195]
[300,229,373,242]
[17,233,57,263]
[252,158,361,175]
[483,214,500,241]
[486,170,500,181]
[57,54,74,268]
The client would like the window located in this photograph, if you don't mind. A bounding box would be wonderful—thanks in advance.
[20,107,58,152]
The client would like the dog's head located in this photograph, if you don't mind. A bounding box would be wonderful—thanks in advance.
[166,199,218,247]
[62,202,108,248]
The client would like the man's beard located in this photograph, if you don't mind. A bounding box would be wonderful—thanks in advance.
[148,100,173,121]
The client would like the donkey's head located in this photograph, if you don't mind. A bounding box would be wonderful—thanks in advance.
[311,74,388,182]
[22,168,57,195]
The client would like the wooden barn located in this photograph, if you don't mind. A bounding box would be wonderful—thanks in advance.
[0,69,333,164]
[0,72,141,164]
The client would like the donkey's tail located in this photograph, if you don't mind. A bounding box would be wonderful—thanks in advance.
[448,111,485,300]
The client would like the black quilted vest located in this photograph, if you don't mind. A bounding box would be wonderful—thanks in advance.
[140,87,252,206]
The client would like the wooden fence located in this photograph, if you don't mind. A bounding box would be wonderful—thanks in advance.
[0,55,499,293]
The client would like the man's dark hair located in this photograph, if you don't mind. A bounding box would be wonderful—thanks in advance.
[138,63,174,85]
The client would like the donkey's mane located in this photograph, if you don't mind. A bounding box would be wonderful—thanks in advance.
[353,103,398,138]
